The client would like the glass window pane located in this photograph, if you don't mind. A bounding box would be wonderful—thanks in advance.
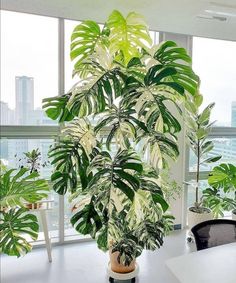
[0,11,58,125]
[0,138,53,179]
[192,37,236,127]
[64,19,82,92]
[189,137,236,172]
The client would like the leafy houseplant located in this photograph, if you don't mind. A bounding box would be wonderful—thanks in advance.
[185,99,222,228]
[43,10,199,271]
[0,167,49,257]
[202,163,236,219]
[22,148,49,209]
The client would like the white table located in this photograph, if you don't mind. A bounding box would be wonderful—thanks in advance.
[166,243,236,283]
[28,200,54,262]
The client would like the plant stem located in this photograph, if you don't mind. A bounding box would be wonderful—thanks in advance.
[196,136,200,208]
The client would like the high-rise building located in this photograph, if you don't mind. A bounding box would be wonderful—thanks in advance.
[0,101,10,125]
[0,101,14,125]
[15,76,34,125]
[231,102,236,127]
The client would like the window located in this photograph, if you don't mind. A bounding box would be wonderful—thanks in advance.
[192,37,236,127]
[0,11,58,125]
[185,37,236,220]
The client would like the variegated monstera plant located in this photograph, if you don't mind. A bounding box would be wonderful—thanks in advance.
[43,10,199,265]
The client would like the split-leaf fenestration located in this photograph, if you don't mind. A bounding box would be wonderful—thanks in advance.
[44,10,200,265]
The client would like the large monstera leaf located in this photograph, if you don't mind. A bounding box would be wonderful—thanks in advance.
[87,149,143,202]
[69,150,143,239]
[0,168,49,208]
[125,65,184,135]
[62,118,96,156]
[152,41,199,96]
[208,163,236,192]
[42,94,75,122]
[71,200,103,237]
[67,62,126,118]
[0,208,39,257]
[107,10,152,65]
[137,130,179,169]
[70,20,109,71]
[94,106,140,150]
[49,119,96,194]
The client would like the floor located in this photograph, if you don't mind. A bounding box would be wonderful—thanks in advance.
[1,229,196,283]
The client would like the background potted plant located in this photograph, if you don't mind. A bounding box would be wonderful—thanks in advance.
[185,99,221,228]
[0,167,49,257]
[43,10,199,273]
[22,148,49,209]
[202,163,236,219]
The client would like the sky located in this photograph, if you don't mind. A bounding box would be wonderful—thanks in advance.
[1,10,236,126]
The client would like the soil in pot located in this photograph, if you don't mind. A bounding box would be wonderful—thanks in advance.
[189,206,211,214]
[109,249,135,274]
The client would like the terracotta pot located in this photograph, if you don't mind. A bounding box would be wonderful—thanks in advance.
[25,203,42,210]
[232,210,236,221]
[109,249,136,274]
[187,207,213,229]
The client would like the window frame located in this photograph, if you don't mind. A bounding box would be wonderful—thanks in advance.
[184,35,236,226]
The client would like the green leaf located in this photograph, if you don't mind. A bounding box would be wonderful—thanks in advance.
[0,208,39,257]
[70,21,106,70]
[152,193,169,212]
[208,163,236,191]
[153,41,199,95]
[0,168,49,208]
[42,95,74,122]
[71,202,102,238]
[198,103,215,125]
[202,155,222,164]
[107,10,152,65]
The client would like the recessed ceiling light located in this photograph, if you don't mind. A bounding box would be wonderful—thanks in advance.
[197,14,227,21]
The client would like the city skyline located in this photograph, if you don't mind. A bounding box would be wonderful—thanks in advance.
[1,75,55,126]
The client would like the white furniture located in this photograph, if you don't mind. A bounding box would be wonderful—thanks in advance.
[107,262,139,282]
[28,200,54,262]
[166,242,236,283]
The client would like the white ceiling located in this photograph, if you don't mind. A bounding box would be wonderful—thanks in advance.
[2,0,236,41]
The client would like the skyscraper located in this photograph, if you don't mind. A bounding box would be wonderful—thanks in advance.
[15,76,34,125]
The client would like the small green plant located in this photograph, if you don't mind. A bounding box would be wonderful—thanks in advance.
[185,98,221,213]
[202,163,236,218]
[23,148,48,173]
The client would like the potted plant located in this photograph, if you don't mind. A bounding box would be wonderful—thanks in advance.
[0,167,49,257]
[202,163,236,219]
[22,148,49,209]
[185,99,222,228]
[43,10,199,273]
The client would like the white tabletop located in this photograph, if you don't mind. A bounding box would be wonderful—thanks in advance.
[166,243,236,283]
